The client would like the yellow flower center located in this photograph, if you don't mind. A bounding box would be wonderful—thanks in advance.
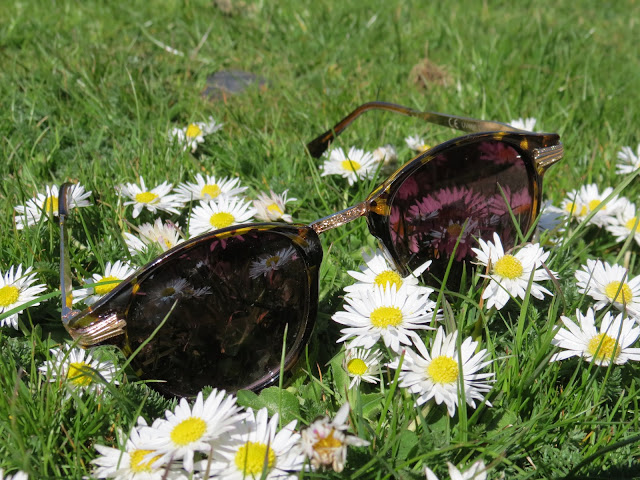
[604,281,633,304]
[234,441,275,475]
[67,362,93,386]
[135,191,159,204]
[267,203,283,215]
[94,275,120,296]
[341,159,361,173]
[447,223,463,237]
[186,123,203,138]
[428,356,459,384]
[313,430,343,452]
[209,212,235,229]
[374,270,403,290]
[419,143,431,152]
[129,449,161,473]
[266,255,280,268]
[625,217,639,231]
[347,358,368,376]
[493,255,523,279]
[565,202,587,217]
[588,199,602,211]
[201,184,222,199]
[43,195,59,213]
[161,287,176,297]
[370,306,403,328]
[587,333,620,361]
[170,417,207,446]
[0,285,20,308]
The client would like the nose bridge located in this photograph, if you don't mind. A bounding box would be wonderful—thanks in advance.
[309,201,368,234]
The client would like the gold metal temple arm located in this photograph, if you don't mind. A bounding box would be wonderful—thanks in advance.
[306,101,522,158]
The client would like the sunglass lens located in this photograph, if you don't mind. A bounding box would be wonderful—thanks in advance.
[388,139,534,287]
[122,226,320,397]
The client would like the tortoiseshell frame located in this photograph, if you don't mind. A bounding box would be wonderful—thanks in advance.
[59,101,563,395]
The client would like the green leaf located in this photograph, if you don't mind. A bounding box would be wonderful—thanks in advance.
[236,387,300,425]
[329,350,349,402]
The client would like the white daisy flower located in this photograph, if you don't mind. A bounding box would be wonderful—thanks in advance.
[14,183,92,229]
[124,218,185,255]
[39,345,117,397]
[0,469,29,480]
[205,407,304,479]
[550,308,640,366]
[174,174,247,203]
[170,116,223,153]
[0,265,47,330]
[389,328,494,417]
[344,348,382,388]
[605,199,640,247]
[405,135,431,153]
[372,144,398,174]
[116,177,183,219]
[73,260,137,306]
[615,144,640,175]
[320,147,379,186]
[425,459,487,480]
[343,248,433,296]
[509,117,537,132]
[248,246,297,279]
[188,197,256,237]
[333,284,437,353]
[300,403,369,473]
[139,389,244,472]
[253,190,296,223]
[576,183,625,227]
[560,188,589,221]
[574,259,640,318]
[472,232,555,310]
[92,417,181,480]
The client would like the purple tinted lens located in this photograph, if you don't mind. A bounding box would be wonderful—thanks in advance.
[389,139,533,285]
[123,227,318,397]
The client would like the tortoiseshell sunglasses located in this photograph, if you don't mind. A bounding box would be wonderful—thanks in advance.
[59,101,563,398]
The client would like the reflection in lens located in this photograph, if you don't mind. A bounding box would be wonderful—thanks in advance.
[389,140,533,288]
[121,228,316,397]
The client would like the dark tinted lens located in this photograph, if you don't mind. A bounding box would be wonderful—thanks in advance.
[389,139,533,287]
[121,227,318,397]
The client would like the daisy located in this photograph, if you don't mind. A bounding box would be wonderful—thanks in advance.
[248,246,298,279]
[73,260,137,306]
[92,417,178,480]
[0,469,29,480]
[320,146,379,186]
[576,183,625,227]
[550,308,640,366]
[343,248,433,296]
[372,144,398,165]
[389,327,494,417]
[333,284,437,353]
[124,218,185,255]
[205,407,304,479]
[174,174,247,203]
[253,189,296,222]
[139,389,244,472]
[14,183,92,229]
[0,265,47,330]
[509,117,537,132]
[116,177,183,219]
[170,116,223,153]
[425,459,487,480]
[300,403,369,473]
[39,345,117,397]
[472,232,554,310]
[605,199,640,247]
[560,188,589,222]
[574,259,640,318]
[344,347,382,388]
[405,135,431,152]
[188,197,256,237]
[615,143,640,175]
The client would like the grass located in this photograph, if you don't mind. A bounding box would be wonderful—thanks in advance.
[1,0,640,478]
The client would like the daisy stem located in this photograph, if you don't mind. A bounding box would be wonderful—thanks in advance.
[407,402,431,432]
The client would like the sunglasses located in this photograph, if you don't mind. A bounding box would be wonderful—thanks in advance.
[58,101,563,398]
